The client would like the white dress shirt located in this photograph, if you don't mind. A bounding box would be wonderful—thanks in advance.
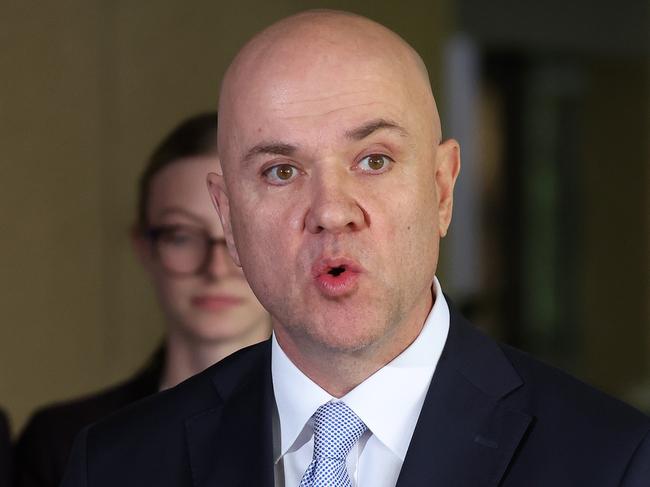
[272,277,450,487]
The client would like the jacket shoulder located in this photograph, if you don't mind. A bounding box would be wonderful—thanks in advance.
[447,303,648,435]
[501,343,648,431]
[84,339,270,452]
[496,344,650,484]
[62,340,271,487]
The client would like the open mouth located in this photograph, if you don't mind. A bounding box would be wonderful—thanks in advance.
[312,258,360,278]
[327,265,346,277]
[312,258,362,297]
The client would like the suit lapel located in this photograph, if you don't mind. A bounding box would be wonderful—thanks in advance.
[185,342,275,487]
[183,307,532,486]
[397,307,532,486]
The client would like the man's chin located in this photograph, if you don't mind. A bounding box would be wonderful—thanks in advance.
[303,325,384,356]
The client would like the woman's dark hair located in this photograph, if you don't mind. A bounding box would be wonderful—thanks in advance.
[136,112,218,231]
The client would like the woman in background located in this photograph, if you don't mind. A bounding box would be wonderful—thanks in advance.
[13,112,270,487]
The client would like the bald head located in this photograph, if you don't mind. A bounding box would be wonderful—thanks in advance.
[221,10,432,93]
[217,10,441,172]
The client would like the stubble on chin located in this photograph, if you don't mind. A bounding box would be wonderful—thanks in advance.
[280,296,408,362]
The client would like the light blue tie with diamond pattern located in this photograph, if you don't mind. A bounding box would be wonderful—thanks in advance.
[299,401,368,487]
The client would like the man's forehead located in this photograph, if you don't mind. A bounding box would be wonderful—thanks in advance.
[240,83,409,130]
[229,41,412,105]
[228,96,415,160]
[218,10,439,160]
[222,55,421,137]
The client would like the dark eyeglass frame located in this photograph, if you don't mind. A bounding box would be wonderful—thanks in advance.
[146,224,228,277]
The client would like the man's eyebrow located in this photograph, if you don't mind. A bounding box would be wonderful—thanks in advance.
[241,119,405,163]
[345,118,408,140]
[243,142,296,163]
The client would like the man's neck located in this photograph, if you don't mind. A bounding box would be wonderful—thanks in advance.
[275,290,433,397]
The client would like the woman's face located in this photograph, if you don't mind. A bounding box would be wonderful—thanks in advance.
[136,155,269,345]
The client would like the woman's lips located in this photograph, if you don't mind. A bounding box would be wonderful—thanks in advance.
[311,257,363,298]
[191,295,243,311]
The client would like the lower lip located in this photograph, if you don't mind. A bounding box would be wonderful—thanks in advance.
[314,270,361,298]
[191,296,243,311]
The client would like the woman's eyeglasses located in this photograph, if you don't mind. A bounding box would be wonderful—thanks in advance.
[146,225,228,276]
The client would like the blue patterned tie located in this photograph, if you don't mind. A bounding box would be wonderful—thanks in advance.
[299,401,367,487]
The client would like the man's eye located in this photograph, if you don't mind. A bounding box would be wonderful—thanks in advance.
[358,154,393,173]
[263,164,299,184]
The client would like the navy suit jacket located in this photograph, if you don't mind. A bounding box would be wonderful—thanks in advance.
[62,308,650,486]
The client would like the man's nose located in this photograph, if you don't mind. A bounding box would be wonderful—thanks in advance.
[305,168,367,234]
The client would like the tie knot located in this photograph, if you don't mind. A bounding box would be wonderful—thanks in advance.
[311,401,367,461]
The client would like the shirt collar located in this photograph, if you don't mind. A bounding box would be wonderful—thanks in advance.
[271,333,332,462]
[272,277,449,462]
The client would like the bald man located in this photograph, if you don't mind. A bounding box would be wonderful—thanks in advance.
[62,11,649,487]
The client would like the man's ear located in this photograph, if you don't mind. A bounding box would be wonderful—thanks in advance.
[435,139,461,238]
[206,172,241,267]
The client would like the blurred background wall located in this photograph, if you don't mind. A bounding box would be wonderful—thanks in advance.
[0,0,647,435]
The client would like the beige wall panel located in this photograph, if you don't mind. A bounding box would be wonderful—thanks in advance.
[0,1,113,430]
